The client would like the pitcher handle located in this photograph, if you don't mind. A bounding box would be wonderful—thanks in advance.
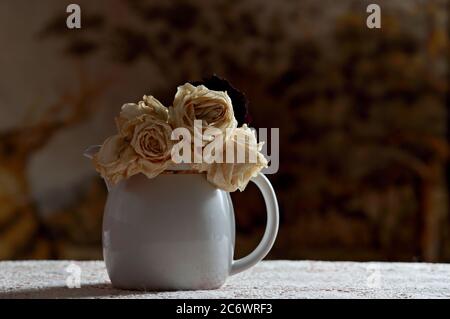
[230,172,279,275]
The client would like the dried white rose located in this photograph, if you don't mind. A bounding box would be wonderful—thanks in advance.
[129,114,173,178]
[116,95,169,138]
[169,83,237,136]
[195,125,268,191]
[93,134,139,185]
[94,104,173,184]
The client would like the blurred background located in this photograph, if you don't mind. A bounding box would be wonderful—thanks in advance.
[0,0,448,262]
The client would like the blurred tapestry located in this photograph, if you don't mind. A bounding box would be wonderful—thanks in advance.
[0,0,448,261]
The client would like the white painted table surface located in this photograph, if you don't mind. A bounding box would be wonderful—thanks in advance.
[0,260,449,299]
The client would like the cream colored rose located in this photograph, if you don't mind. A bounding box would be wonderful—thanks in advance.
[94,109,173,183]
[169,83,237,135]
[116,95,169,138]
[93,134,139,185]
[129,115,173,178]
[195,125,268,192]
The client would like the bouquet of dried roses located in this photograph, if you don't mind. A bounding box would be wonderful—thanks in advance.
[92,77,268,192]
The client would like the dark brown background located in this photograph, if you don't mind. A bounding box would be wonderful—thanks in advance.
[0,0,448,262]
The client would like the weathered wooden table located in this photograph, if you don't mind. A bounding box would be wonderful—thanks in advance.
[0,260,449,298]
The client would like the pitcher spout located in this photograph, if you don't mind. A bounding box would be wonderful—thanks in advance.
[83,145,112,192]
[83,145,101,160]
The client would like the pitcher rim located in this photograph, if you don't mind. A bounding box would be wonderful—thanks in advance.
[163,163,204,175]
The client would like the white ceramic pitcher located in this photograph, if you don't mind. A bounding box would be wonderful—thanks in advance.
[84,145,279,291]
